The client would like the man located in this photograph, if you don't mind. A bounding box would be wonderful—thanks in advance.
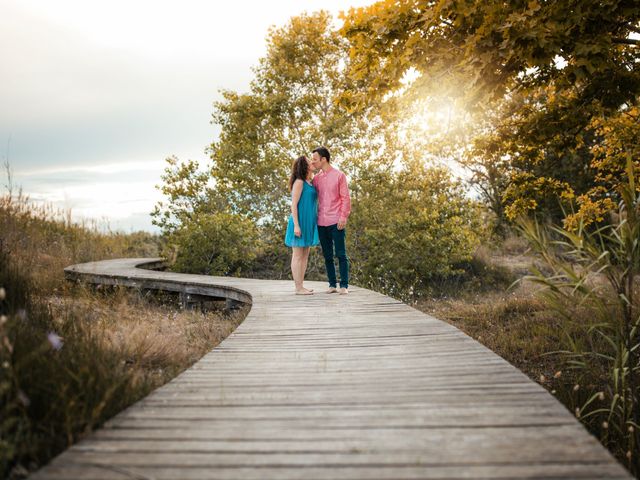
[311,146,351,294]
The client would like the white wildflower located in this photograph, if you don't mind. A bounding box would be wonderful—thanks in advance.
[17,389,30,406]
[47,332,63,351]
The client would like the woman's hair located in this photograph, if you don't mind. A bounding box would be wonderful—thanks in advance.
[288,155,309,191]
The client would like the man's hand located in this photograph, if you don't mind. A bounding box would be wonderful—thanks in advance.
[337,218,347,230]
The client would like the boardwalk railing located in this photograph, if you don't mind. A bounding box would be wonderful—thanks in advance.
[30,258,631,479]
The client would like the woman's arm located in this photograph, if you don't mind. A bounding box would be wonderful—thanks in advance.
[291,179,303,237]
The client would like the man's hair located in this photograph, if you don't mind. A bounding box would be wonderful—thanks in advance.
[312,146,331,163]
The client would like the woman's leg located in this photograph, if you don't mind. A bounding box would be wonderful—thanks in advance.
[291,247,302,290]
[301,247,312,291]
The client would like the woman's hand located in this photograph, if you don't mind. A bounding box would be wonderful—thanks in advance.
[294,225,302,237]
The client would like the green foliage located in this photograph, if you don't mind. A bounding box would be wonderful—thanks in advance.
[152,11,483,294]
[208,11,378,227]
[341,0,640,108]
[518,158,640,473]
[341,0,640,226]
[349,163,482,299]
[561,106,640,230]
[151,155,217,235]
[170,212,259,276]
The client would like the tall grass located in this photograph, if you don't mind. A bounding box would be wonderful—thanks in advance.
[0,190,247,478]
[518,158,640,474]
[0,190,162,293]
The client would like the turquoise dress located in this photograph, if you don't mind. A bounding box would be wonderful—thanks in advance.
[285,181,320,247]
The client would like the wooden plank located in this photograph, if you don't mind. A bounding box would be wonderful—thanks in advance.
[30,463,632,480]
[28,257,631,479]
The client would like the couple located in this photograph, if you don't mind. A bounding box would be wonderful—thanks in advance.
[284,146,351,295]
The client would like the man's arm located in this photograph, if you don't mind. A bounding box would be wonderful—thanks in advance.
[337,172,351,230]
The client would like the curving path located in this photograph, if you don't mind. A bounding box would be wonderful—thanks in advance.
[30,258,631,479]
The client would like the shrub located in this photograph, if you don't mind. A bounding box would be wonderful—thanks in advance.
[518,158,640,473]
[168,212,259,276]
[348,164,484,300]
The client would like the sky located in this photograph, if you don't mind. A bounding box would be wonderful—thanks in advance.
[0,0,373,232]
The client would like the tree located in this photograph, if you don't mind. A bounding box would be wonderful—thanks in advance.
[341,0,640,109]
[208,11,390,225]
[151,155,217,235]
[153,10,485,295]
[341,0,640,225]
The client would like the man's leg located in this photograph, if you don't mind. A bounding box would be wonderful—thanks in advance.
[333,226,350,289]
[318,225,337,288]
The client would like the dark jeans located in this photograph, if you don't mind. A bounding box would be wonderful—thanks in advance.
[318,224,349,288]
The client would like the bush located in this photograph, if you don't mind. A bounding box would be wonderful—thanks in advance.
[167,212,259,276]
[348,164,484,300]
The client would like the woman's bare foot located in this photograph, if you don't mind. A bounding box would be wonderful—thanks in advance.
[295,289,313,295]
[303,287,314,293]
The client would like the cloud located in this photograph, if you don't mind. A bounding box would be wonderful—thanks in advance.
[0,0,374,231]
[0,3,251,171]
[14,160,166,233]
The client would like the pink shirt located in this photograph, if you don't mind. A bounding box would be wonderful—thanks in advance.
[312,166,351,227]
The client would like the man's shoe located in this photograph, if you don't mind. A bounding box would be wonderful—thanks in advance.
[339,287,349,295]
[326,287,338,294]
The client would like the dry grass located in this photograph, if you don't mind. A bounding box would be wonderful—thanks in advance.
[47,287,248,383]
[0,192,249,478]
[416,281,570,384]
[416,248,633,474]
[416,256,609,396]
[3,284,248,479]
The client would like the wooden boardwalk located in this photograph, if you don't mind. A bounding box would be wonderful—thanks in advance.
[31,258,631,479]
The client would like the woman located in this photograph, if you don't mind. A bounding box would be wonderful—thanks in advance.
[284,155,319,295]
